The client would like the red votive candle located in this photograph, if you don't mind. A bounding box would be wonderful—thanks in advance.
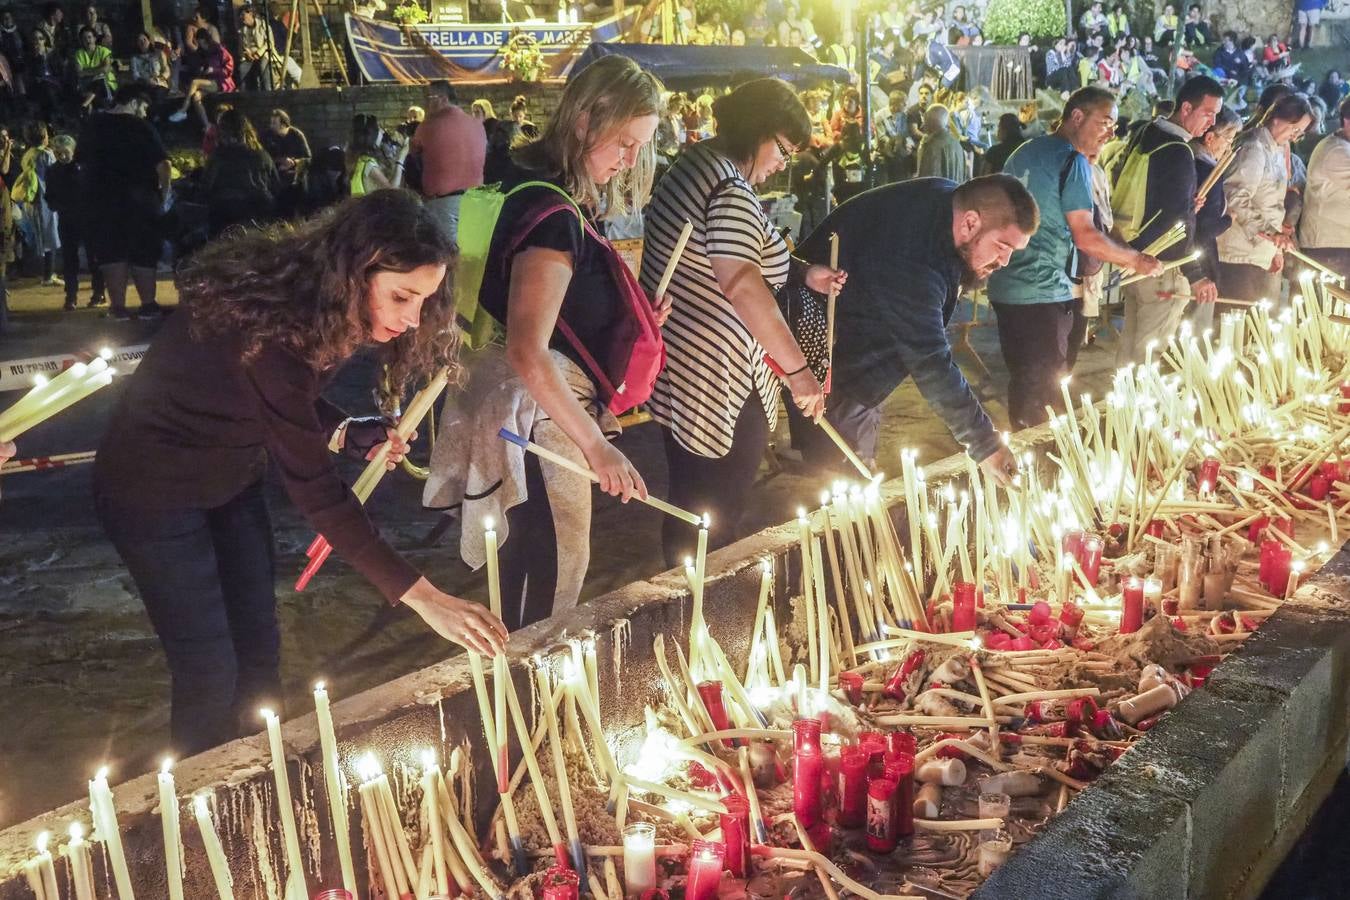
[1010,635,1037,651]
[696,681,734,747]
[838,746,869,828]
[1062,530,1084,560]
[1273,517,1295,538]
[1308,474,1331,501]
[1259,539,1282,590]
[951,581,977,631]
[1340,382,1350,413]
[1078,534,1104,587]
[719,794,750,877]
[884,754,915,839]
[1247,515,1270,542]
[866,778,898,853]
[1268,547,1293,597]
[1147,519,1166,538]
[793,720,825,828]
[1029,601,1053,627]
[861,731,888,778]
[883,650,926,701]
[887,731,917,758]
[839,671,864,706]
[542,865,580,900]
[1198,458,1221,492]
[1121,576,1144,634]
[684,840,725,900]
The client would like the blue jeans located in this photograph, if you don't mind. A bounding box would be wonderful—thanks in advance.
[96,480,281,757]
[797,392,883,473]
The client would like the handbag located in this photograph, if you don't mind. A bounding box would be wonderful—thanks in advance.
[769,258,831,384]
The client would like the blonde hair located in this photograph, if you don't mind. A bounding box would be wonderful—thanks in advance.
[513,54,663,219]
[470,98,495,119]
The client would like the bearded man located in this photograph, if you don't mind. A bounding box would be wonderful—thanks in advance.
[794,172,1039,482]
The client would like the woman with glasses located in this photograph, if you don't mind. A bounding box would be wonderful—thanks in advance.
[641,77,843,564]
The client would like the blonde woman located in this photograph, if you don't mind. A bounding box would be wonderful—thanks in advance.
[425,55,668,629]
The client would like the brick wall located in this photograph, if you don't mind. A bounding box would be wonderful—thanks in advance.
[206,81,563,149]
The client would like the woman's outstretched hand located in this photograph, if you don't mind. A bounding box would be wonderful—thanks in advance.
[401,578,509,656]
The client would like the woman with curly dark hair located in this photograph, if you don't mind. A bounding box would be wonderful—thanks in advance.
[94,190,507,757]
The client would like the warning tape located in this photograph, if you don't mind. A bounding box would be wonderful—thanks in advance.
[1,450,97,474]
[0,344,148,393]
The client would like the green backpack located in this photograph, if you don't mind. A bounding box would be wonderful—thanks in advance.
[454,179,581,350]
[1110,137,1191,243]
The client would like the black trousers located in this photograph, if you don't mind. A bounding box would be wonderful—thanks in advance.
[57,218,103,304]
[499,450,559,632]
[96,480,282,757]
[991,300,1074,431]
[661,392,770,568]
[1066,298,1088,373]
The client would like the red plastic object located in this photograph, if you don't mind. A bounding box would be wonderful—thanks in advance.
[696,681,734,747]
[1198,457,1221,492]
[541,865,580,900]
[887,731,917,757]
[883,650,926,701]
[839,671,864,706]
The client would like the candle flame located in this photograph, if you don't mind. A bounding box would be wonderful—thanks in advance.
[796,507,807,521]
[260,707,277,722]
[161,758,173,776]
[701,513,711,529]
[36,832,49,854]
[314,680,326,692]
[68,822,84,843]
[99,347,113,360]
[483,516,495,532]
[356,752,383,781]
[94,766,109,782]
[32,374,47,388]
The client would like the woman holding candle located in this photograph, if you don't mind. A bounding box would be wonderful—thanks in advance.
[424,55,670,629]
[94,190,508,756]
[641,77,844,564]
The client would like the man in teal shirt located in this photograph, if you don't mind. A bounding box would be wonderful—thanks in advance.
[987,85,1161,429]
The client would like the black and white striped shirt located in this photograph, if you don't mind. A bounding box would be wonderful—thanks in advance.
[641,142,790,459]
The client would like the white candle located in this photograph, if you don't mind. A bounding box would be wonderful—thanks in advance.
[64,823,96,900]
[0,361,113,442]
[421,752,451,897]
[355,757,400,900]
[483,520,509,792]
[88,766,135,900]
[622,822,657,896]
[261,709,308,900]
[26,831,59,900]
[312,683,357,893]
[158,759,185,900]
[192,795,236,900]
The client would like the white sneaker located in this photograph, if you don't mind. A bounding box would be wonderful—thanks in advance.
[41,276,64,287]
[168,110,187,123]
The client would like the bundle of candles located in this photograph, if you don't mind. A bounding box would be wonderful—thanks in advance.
[19,269,1350,898]
[0,350,116,444]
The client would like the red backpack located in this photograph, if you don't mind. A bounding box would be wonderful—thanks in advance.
[504,188,665,416]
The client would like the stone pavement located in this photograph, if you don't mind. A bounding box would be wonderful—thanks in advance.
[0,275,1123,826]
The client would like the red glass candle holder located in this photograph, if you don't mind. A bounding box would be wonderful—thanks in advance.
[1146,519,1165,538]
[793,718,823,754]
[793,721,825,828]
[684,840,725,900]
[887,731,917,758]
[1120,577,1144,634]
[839,671,864,706]
[884,754,915,839]
[1198,458,1221,492]
[1077,534,1104,587]
[951,581,977,631]
[1340,382,1350,413]
[1269,547,1293,597]
[883,650,925,701]
[1259,539,1282,590]
[696,681,733,747]
[1272,517,1294,538]
[719,795,750,877]
[313,892,355,900]
[1308,474,1331,501]
[866,778,898,853]
[1062,530,1084,560]
[838,746,869,828]
[542,865,580,900]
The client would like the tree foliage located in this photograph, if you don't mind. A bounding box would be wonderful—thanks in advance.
[983,0,1067,43]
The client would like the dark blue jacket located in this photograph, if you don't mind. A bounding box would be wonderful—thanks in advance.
[797,178,1001,462]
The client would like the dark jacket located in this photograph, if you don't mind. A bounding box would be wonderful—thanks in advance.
[1193,152,1232,284]
[1124,119,1207,283]
[796,178,1000,462]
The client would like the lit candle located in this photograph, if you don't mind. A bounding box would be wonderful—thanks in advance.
[536,663,586,874]
[420,751,451,897]
[1143,577,1164,615]
[63,823,96,900]
[1286,559,1305,600]
[792,719,824,831]
[87,766,135,900]
[158,759,185,900]
[622,822,657,897]
[719,794,751,878]
[24,831,59,900]
[1120,577,1144,634]
[796,510,819,688]
[684,840,726,900]
[1077,534,1104,587]
[261,709,308,900]
[0,360,114,442]
[312,683,357,893]
[191,795,236,900]
[355,756,401,899]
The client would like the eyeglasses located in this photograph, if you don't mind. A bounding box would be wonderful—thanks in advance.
[773,135,796,164]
